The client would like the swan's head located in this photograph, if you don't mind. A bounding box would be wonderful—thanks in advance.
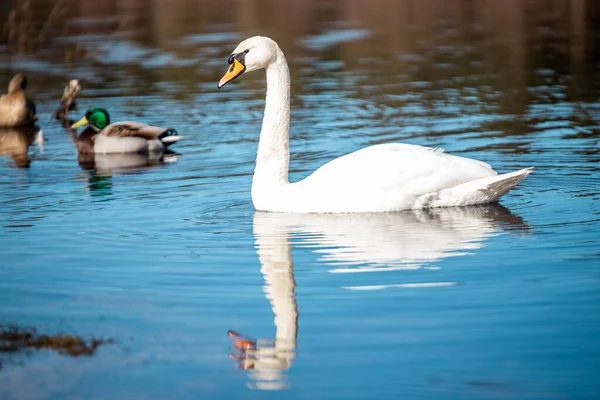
[218,36,279,89]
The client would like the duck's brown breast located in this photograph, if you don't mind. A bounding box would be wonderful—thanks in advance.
[76,127,97,153]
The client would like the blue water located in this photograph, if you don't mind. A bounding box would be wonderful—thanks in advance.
[1,1,600,399]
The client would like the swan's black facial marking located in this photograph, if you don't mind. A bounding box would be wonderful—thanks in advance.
[228,49,250,67]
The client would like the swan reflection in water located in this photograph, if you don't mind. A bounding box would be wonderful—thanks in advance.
[230,205,527,389]
[0,125,44,168]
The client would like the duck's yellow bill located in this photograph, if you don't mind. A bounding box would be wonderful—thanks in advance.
[71,116,89,128]
[218,59,245,89]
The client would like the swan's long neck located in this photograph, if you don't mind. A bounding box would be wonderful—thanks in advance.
[254,48,291,187]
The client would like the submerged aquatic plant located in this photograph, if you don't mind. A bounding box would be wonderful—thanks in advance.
[0,324,113,369]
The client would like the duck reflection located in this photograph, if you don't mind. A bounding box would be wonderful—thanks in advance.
[78,151,179,198]
[230,205,527,389]
[77,150,178,173]
[0,125,43,168]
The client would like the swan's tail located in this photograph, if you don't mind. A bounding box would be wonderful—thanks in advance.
[159,128,183,148]
[416,167,534,208]
[480,167,534,200]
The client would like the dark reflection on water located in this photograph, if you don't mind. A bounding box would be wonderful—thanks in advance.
[0,125,43,168]
[1,0,600,399]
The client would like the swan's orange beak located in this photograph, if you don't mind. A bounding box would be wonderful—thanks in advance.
[218,58,245,89]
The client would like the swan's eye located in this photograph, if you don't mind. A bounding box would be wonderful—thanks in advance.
[228,50,249,65]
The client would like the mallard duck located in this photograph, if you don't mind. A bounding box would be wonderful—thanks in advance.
[53,79,81,120]
[218,36,533,213]
[71,107,183,154]
[0,74,37,127]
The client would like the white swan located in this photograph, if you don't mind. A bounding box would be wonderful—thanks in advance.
[218,36,533,213]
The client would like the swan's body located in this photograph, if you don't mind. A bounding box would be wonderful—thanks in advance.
[253,143,531,213]
[219,36,532,213]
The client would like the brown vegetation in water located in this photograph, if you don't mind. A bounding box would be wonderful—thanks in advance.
[0,324,113,369]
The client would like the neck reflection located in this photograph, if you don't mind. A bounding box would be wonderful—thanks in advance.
[229,212,298,390]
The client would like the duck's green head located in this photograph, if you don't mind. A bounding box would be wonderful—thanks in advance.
[72,108,110,130]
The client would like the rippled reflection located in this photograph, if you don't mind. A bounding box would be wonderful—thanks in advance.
[258,204,527,276]
[232,205,526,389]
[228,213,298,390]
[0,126,43,168]
[77,150,179,173]
[77,152,181,201]
[1,0,599,398]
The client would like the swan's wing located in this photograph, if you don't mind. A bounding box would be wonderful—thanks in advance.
[300,143,496,195]
[100,121,167,140]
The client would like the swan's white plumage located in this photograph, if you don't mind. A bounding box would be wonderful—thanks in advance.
[226,36,532,213]
[301,143,494,192]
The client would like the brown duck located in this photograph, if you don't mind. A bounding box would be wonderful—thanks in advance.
[0,74,37,127]
[53,79,81,120]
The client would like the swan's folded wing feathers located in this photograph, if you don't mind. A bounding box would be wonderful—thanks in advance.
[101,122,166,140]
[301,143,496,196]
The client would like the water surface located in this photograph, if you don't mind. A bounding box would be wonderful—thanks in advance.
[1,1,599,399]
